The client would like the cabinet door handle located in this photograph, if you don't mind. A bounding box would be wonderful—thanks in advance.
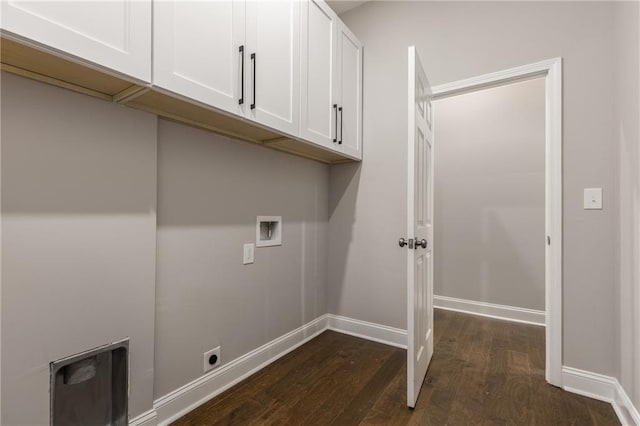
[339,106,343,145]
[251,53,256,110]
[333,104,338,143]
[239,45,245,105]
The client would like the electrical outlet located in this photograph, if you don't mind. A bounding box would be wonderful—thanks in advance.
[243,243,254,265]
[203,346,221,373]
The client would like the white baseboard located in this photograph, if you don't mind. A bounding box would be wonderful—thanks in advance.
[129,409,158,426]
[326,314,407,349]
[434,295,546,326]
[562,366,619,405]
[153,314,328,426]
[562,366,640,425]
[615,380,640,426]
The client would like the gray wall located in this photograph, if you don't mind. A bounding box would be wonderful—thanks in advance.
[0,71,330,419]
[1,72,157,424]
[434,78,545,311]
[332,1,618,376]
[154,120,328,398]
[615,1,640,411]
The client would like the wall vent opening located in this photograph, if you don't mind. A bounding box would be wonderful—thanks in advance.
[50,339,128,426]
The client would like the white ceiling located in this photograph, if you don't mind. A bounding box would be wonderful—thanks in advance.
[326,0,370,16]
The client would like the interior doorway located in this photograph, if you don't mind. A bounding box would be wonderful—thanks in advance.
[430,58,563,387]
[434,78,546,322]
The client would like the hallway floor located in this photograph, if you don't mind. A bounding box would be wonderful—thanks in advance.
[172,310,619,425]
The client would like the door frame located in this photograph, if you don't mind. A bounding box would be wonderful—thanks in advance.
[431,57,563,387]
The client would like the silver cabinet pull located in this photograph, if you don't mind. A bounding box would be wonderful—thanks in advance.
[250,53,256,109]
[239,45,245,105]
[339,106,343,144]
[333,104,338,142]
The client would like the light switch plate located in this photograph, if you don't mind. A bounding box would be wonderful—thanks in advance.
[243,243,254,265]
[584,188,603,210]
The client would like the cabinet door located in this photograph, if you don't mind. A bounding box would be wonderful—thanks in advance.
[336,24,363,159]
[246,0,300,136]
[300,0,338,149]
[154,1,246,116]
[0,1,151,82]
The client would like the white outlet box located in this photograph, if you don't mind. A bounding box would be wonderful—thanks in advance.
[243,243,254,265]
[256,216,282,247]
[203,346,221,373]
[584,188,603,210]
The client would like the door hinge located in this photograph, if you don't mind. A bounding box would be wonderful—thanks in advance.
[547,236,551,245]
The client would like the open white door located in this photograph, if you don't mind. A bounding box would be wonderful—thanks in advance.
[406,46,434,408]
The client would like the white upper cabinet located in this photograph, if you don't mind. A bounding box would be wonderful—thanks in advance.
[152,0,358,158]
[335,23,363,159]
[154,1,246,116]
[300,0,362,159]
[300,0,338,150]
[152,0,301,136]
[0,1,151,82]
[0,0,361,162]
[245,0,300,136]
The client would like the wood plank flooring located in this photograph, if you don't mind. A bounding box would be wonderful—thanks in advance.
[172,310,619,425]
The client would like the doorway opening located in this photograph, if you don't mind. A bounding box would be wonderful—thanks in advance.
[434,77,546,326]
[431,59,563,387]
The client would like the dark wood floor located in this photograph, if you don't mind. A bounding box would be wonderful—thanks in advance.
[173,310,619,425]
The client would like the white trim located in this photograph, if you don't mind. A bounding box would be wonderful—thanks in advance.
[432,57,563,387]
[434,295,545,327]
[431,58,560,100]
[407,45,418,408]
[326,314,407,349]
[562,366,617,404]
[562,366,640,426]
[153,314,328,426]
[129,409,158,426]
[545,58,563,387]
[616,381,640,426]
[0,62,3,426]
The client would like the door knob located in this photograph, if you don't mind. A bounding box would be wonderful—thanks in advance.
[414,239,427,249]
[400,238,415,248]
